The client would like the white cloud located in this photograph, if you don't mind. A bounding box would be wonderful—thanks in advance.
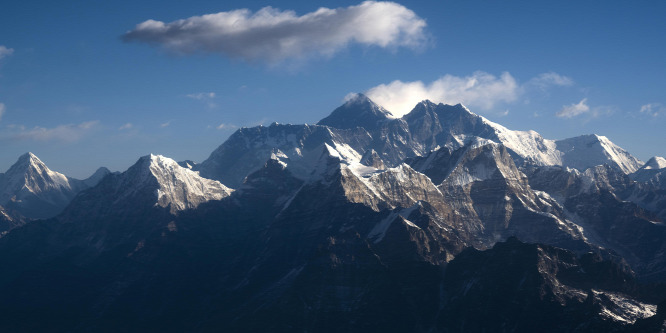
[118,123,133,130]
[186,92,216,100]
[2,121,99,142]
[0,103,5,122]
[0,46,13,60]
[187,92,216,108]
[528,72,573,89]
[160,121,171,128]
[365,71,519,116]
[640,103,664,117]
[556,98,590,118]
[123,1,427,63]
[216,123,237,130]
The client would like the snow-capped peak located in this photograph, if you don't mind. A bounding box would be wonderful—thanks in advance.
[126,154,233,213]
[317,93,394,130]
[640,156,666,170]
[0,152,87,219]
[1,152,72,200]
[555,134,643,174]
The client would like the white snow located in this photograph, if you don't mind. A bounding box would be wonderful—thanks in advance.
[480,117,563,166]
[0,152,77,207]
[556,134,643,174]
[137,154,233,212]
[640,156,666,170]
[592,290,657,324]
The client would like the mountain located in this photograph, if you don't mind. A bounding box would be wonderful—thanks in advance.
[66,154,233,216]
[631,156,666,185]
[195,123,373,187]
[524,164,666,279]
[82,167,113,188]
[317,93,393,130]
[0,153,88,220]
[0,96,663,331]
[0,153,112,226]
[0,204,24,235]
[640,156,666,170]
[407,139,591,253]
[556,134,643,174]
[197,97,642,190]
[402,100,642,173]
[440,237,657,332]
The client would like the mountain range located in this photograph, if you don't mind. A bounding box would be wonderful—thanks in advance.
[1,93,665,332]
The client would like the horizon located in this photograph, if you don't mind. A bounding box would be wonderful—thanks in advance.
[1,1,665,178]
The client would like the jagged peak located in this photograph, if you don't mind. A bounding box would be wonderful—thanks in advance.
[415,99,438,108]
[267,149,289,170]
[403,100,479,121]
[122,154,233,213]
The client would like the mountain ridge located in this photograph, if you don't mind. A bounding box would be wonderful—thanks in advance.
[0,95,664,332]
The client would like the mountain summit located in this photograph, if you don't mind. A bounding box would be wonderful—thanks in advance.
[0,152,87,219]
[70,154,233,215]
[317,93,393,130]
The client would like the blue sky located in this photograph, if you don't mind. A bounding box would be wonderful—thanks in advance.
[0,1,665,178]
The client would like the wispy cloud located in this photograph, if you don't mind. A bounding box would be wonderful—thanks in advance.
[118,123,133,130]
[0,103,5,122]
[365,71,519,116]
[556,98,590,118]
[640,103,664,117]
[186,92,215,100]
[528,72,573,90]
[1,121,99,142]
[123,1,428,63]
[216,123,237,130]
[187,92,216,108]
[0,46,13,60]
[160,121,171,128]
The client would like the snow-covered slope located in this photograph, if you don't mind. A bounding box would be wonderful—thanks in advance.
[555,134,643,174]
[631,156,666,186]
[0,152,89,219]
[640,156,666,170]
[454,107,564,167]
[115,154,233,213]
[196,123,373,187]
[402,101,641,173]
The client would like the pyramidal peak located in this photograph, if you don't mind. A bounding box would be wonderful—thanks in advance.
[2,152,71,194]
[0,152,86,220]
[317,93,393,130]
[11,152,56,174]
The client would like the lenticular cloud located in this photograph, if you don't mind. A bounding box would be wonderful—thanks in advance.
[123,1,428,63]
